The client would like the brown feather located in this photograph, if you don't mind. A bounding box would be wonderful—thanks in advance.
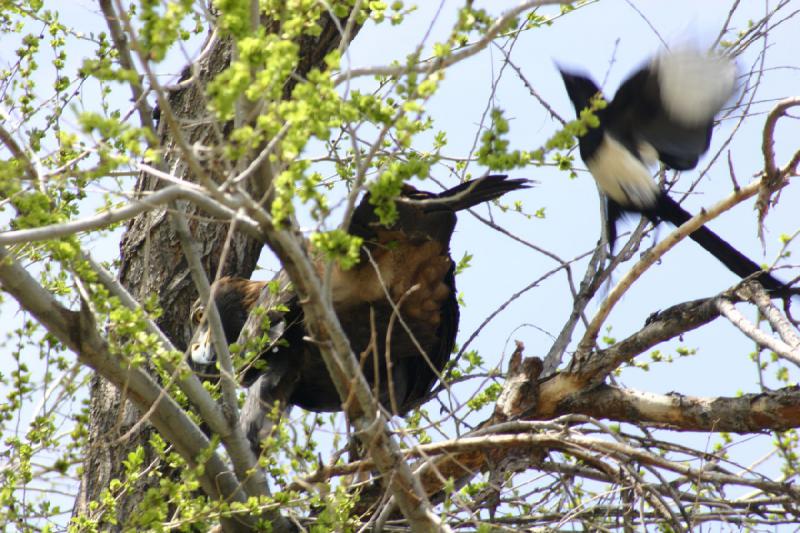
[187,175,530,454]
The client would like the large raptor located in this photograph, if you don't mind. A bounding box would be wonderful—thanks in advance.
[188,175,529,452]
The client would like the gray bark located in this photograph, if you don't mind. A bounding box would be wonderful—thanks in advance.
[74,14,358,528]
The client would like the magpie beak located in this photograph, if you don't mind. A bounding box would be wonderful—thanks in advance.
[559,48,795,296]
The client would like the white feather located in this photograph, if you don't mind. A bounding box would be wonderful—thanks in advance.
[587,134,659,209]
[656,48,735,126]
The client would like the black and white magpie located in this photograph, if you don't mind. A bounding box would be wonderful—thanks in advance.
[559,48,793,295]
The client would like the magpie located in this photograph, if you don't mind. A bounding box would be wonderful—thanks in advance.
[559,48,793,295]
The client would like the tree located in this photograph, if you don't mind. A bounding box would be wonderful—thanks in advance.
[0,0,799,531]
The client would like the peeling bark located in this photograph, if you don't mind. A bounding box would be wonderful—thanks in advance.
[561,383,800,432]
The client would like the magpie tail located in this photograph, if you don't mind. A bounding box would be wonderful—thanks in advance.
[651,193,796,296]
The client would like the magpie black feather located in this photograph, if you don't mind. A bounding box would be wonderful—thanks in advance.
[559,49,795,296]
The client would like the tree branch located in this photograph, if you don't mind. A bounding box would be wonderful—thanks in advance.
[0,182,261,245]
[560,383,800,432]
[717,297,800,366]
[761,96,800,180]
[0,245,260,531]
[578,178,765,355]
[757,96,800,238]
[332,0,573,87]
[743,281,800,351]
[170,206,241,414]
[535,297,723,415]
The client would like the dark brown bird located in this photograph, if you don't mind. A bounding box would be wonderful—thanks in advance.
[188,175,529,451]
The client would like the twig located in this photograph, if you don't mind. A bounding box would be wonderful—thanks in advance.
[578,178,766,355]
[331,0,573,86]
[716,296,800,367]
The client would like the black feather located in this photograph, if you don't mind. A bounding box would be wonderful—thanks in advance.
[558,50,795,296]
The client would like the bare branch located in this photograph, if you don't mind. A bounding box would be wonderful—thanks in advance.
[761,97,800,180]
[758,96,800,229]
[332,0,573,86]
[578,178,766,355]
[566,297,722,394]
[717,296,800,366]
[345,427,800,497]
[561,383,800,433]
[743,281,800,350]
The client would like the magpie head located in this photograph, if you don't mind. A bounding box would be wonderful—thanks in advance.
[557,67,602,114]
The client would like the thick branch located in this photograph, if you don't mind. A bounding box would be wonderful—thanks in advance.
[536,297,722,415]
[0,181,261,245]
[560,383,800,432]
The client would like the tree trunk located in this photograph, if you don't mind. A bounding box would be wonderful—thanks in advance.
[73,14,358,527]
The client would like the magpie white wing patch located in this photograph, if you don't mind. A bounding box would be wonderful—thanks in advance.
[655,48,736,127]
[586,133,659,209]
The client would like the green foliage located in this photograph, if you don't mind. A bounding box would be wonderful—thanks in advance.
[208,33,301,120]
[368,156,431,225]
[308,481,357,532]
[404,408,432,444]
[477,108,532,171]
[455,251,473,275]
[467,382,502,411]
[475,96,603,176]
[235,297,292,377]
[310,229,363,270]
[0,310,87,531]
[138,0,199,61]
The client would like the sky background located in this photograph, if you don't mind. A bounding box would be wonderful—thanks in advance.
[326,0,799,398]
[2,0,799,528]
[339,0,800,490]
